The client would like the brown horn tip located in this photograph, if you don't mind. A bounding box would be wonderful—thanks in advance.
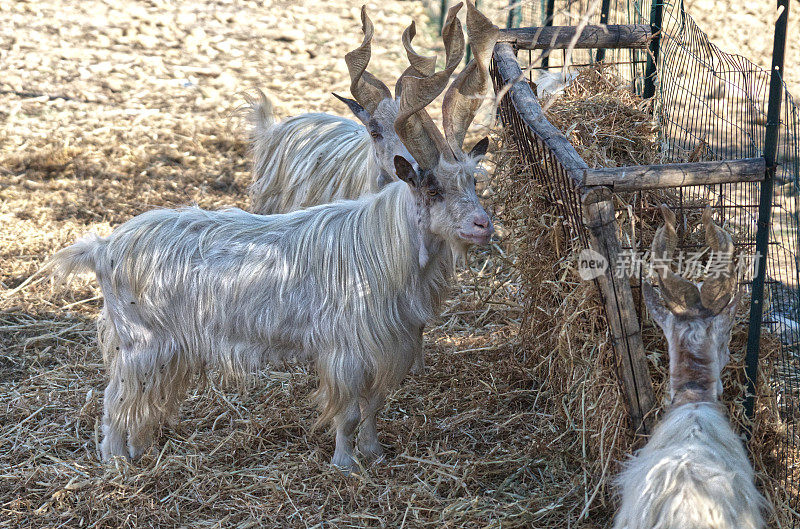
[395,21,438,99]
[394,3,465,169]
[660,203,676,226]
[403,22,436,77]
[442,0,500,154]
[700,206,737,314]
[344,5,392,113]
[701,205,713,226]
[650,205,705,317]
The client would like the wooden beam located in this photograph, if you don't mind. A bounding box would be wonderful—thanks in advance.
[583,158,766,191]
[499,24,652,50]
[493,44,656,435]
[493,42,588,188]
[582,187,657,435]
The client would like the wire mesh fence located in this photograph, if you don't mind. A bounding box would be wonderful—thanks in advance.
[489,67,589,246]
[491,0,799,524]
[514,0,650,90]
[422,1,651,87]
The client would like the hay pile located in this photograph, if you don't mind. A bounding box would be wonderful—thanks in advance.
[489,64,795,527]
[0,146,602,527]
[542,65,663,169]
[0,20,795,526]
[0,86,585,529]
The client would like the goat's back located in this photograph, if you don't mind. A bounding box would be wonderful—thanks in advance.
[66,185,447,373]
[248,107,375,215]
[613,402,766,529]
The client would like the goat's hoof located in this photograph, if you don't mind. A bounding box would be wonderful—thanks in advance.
[409,359,426,375]
[100,435,129,462]
[331,453,357,474]
[358,442,384,462]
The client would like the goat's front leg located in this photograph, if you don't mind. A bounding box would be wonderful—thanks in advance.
[331,400,361,471]
[358,390,385,461]
[409,325,425,374]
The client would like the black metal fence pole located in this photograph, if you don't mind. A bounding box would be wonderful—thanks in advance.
[439,0,448,33]
[744,0,790,422]
[541,0,556,68]
[642,0,663,98]
[507,0,522,29]
[595,0,613,62]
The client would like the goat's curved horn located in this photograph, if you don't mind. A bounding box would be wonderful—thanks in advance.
[442,0,500,155]
[700,207,737,314]
[395,3,465,169]
[344,6,392,114]
[395,21,437,99]
[651,205,705,317]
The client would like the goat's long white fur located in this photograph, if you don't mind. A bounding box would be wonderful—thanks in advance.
[49,181,450,463]
[613,401,766,529]
[247,93,378,215]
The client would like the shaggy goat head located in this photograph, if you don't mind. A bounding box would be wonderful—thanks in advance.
[643,205,740,406]
[337,6,417,188]
[393,1,499,253]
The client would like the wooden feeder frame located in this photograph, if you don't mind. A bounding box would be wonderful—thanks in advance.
[491,25,769,434]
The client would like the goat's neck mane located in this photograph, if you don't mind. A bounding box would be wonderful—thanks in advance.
[256,180,451,299]
[271,180,453,322]
[670,382,715,407]
[359,181,451,281]
[666,317,718,403]
[249,113,376,214]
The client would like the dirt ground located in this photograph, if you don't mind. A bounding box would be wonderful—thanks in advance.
[684,0,799,100]
[1,0,797,528]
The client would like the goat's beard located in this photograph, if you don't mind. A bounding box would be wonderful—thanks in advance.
[447,241,469,275]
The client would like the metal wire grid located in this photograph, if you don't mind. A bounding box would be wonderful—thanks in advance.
[494,0,800,520]
[489,61,589,249]
[419,1,650,89]
[514,0,650,92]
[653,2,800,514]
[491,44,667,438]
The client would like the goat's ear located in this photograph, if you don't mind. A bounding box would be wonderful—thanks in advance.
[394,155,419,187]
[642,280,670,330]
[468,137,490,159]
[332,93,371,125]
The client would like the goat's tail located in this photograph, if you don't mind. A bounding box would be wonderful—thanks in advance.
[45,234,106,282]
[243,88,275,139]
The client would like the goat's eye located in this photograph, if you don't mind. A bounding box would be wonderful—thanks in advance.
[370,131,382,139]
[426,188,438,197]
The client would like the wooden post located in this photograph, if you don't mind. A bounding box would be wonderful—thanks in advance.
[595,0,613,62]
[506,0,522,29]
[744,0,791,423]
[643,0,664,98]
[583,158,766,191]
[541,0,555,68]
[494,42,656,434]
[583,187,657,435]
[498,24,652,50]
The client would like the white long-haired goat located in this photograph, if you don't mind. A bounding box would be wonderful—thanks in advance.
[49,1,499,471]
[246,7,434,215]
[613,205,767,529]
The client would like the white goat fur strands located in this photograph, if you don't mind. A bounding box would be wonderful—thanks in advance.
[246,92,378,215]
[48,181,454,466]
[613,402,766,529]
